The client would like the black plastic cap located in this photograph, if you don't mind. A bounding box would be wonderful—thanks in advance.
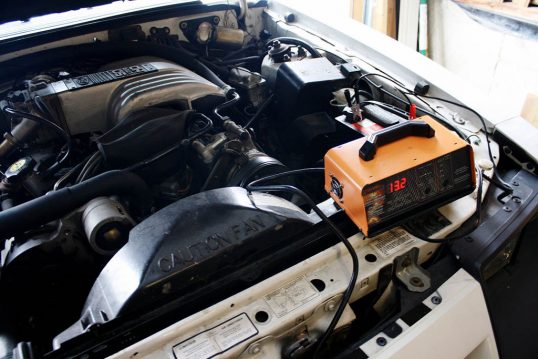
[340,62,362,78]
[414,80,430,96]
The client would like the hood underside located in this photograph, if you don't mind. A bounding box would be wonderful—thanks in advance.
[1,0,118,23]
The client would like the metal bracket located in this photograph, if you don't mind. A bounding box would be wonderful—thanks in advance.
[179,16,220,44]
[394,247,431,292]
[503,145,536,174]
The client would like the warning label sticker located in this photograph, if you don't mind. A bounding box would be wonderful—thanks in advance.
[264,276,320,318]
[369,228,417,258]
[173,313,258,359]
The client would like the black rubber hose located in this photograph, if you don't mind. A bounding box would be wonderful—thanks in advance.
[0,170,149,240]
[244,94,275,128]
[218,56,261,65]
[0,41,231,92]
[268,37,322,58]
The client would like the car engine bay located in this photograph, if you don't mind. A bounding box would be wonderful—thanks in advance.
[0,2,535,358]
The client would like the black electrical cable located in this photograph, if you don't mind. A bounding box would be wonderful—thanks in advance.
[200,154,229,192]
[127,113,213,172]
[356,74,469,138]
[76,151,102,183]
[405,93,513,193]
[355,89,374,100]
[53,158,88,190]
[465,134,481,143]
[244,94,275,128]
[357,73,482,143]
[357,72,406,89]
[356,73,414,107]
[222,44,257,60]
[244,168,358,357]
[355,72,509,194]
[74,114,213,181]
[408,92,449,122]
[405,167,483,243]
[353,74,504,246]
[482,173,511,192]
[218,56,261,66]
[2,108,67,143]
[267,37,322,58]
[315,47,346,62]
[82,158,102,182]
[2,106,71,174]
[360,77,408,105]
[125,144,182,172]
[187,113,214,139]
[395,87,412,110]
[199,57,231,79]
[34,96,56,121]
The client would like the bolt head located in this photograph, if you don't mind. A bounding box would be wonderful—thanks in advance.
[325,301,337,312]
[478,159,493,171]
[376,337,387,346]
[249,345,261,354]
[410,276,424,287]
[284,12,296,22]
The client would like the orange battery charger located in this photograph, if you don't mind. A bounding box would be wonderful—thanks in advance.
[324,116,475,237]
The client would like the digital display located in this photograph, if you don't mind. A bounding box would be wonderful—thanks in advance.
[389,177,407,193]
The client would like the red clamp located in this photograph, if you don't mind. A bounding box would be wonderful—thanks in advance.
[409,103,417,120]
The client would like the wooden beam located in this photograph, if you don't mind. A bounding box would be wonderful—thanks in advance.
[371,0,397,38]
[352,0,365,23]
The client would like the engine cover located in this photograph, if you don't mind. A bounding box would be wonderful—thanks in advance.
[35,57,225,134]
[54,187,315,348]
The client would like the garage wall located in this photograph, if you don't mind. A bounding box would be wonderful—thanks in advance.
[428,0,538,118]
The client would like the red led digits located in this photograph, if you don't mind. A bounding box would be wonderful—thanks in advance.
[389,177,407,193]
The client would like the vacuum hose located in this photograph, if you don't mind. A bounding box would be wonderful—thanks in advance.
[0,170,149,240]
